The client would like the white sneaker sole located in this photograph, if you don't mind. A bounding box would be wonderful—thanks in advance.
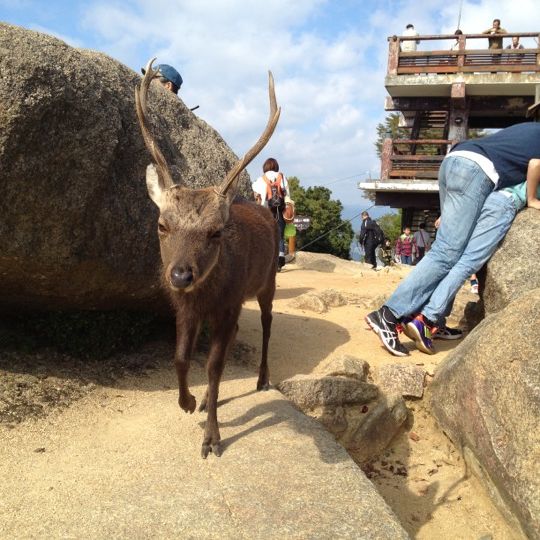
[365,315,409,357]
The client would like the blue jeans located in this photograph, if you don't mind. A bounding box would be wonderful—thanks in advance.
[401,255,413,265]
[422,191,517,323]
[386,156,494,319]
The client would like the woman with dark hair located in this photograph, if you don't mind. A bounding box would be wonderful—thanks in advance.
[252,158,290,271]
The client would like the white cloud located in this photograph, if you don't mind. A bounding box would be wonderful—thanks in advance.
[74,0,538,208]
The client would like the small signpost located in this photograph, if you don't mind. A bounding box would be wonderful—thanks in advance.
[293,216,311,231]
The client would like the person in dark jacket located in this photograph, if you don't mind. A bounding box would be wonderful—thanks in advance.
[358,211,378,269]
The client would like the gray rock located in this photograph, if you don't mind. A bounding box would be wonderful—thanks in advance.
[344,394,408,464]
[289,288,347,313]
[315,354,370,381]
[375,363,426,399]
[277,374,378,410]
[289,293,328,313]
[431,288,540,539]
[0,23,251,313]
[482,209,540,316]
[310,394,408,464]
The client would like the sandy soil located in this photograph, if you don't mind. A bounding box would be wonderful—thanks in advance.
[237,259,520,540]
[0,256,521,539]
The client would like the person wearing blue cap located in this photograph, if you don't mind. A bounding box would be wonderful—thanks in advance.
[141,63,183,94]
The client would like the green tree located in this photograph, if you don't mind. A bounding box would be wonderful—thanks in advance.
[375,112,408,158]
[377,211,402,242]
[288,177,354,260]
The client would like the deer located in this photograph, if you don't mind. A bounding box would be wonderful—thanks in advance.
[135,59,281,458]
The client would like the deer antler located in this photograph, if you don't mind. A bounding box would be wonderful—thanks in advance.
[217,71,281,197]
[135,58,175,190]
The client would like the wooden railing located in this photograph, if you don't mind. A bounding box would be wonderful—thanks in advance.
[380,138,454,180]
[387,32,540,76]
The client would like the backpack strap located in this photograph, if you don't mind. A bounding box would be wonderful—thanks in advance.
[262,172,284,199]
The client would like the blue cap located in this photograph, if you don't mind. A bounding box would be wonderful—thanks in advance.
[157,64,183,89]
[157,64,184,88]
[141,63,183,89]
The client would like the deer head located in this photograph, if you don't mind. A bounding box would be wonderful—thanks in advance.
[135,58,280,293]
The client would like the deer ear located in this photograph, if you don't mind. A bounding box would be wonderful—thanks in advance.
[146,164,164,208]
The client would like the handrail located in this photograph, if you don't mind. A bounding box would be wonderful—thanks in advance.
[387,31,540,76]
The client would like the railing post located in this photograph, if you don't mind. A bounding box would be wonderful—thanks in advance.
[388,36,399,76]
[458,34,466,70]
[537,34,540,67]
[381,138,393,180]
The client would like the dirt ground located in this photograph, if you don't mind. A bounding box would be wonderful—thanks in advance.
[0,256,521,539]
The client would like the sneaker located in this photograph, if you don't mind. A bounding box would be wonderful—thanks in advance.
[433,325,463,340]
[365,307,409,357]
[470,284,479,294]
[403,314,436,355]
[277,256,285,272]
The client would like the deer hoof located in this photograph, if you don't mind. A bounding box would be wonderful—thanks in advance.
[256,381,270,391]
[198,400,207,413]
[201,442,221,459]
[179,393,196,414]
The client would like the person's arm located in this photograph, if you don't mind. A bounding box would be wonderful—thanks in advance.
[526,158,540,209]
[482,28,492,34]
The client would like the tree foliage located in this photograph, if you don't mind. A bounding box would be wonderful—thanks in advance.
[288,177,354,260]
[376,211,402,242]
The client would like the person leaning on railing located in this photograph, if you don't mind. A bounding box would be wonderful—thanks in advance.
[482,18,507,48]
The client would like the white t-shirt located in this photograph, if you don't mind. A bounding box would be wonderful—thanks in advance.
[252,170,289,208]
[401,27,419,52]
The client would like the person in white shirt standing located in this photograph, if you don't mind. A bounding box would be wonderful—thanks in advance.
[413,222,431,263]
[252,157,290,271]
[401,24,420,52]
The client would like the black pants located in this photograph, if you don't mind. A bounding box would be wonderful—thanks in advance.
[364,241,377,267]
[416,246,426,262]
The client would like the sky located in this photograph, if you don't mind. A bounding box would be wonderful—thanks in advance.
[1,0,539,220]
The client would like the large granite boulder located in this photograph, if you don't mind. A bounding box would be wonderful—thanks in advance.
[0,23,251,313]
[481,209,540,316]
[431,288,540,538]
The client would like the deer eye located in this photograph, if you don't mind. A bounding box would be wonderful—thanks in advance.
[158,221,168,234]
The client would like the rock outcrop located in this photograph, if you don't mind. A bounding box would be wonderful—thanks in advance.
[278,355,408,463]
[481,208,540,316]
[0,23,251,313]
[431,288,540,539]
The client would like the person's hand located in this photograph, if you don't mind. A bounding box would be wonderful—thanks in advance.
[434,217,441,229]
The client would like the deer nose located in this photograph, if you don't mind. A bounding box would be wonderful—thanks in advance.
[170,266,194,289]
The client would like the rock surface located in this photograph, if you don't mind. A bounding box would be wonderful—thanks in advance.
[0,23,251,313]
[314,354,370,381]
[278,373,378,409]
[289,288,348,313]
[431,288,540,539]
[0,361,409,539]
[279,356,408,464]
[481,209,540,316]
[375,363,426,399]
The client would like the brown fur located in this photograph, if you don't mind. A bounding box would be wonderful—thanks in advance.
[136,61,281,458]
[158,187,278,458]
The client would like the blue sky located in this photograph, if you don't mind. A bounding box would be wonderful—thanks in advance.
[1,0,538,217]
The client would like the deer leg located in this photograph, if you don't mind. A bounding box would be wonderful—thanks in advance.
[256,283,275,391]
[174,317,200,414]
[201,309,240,459]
